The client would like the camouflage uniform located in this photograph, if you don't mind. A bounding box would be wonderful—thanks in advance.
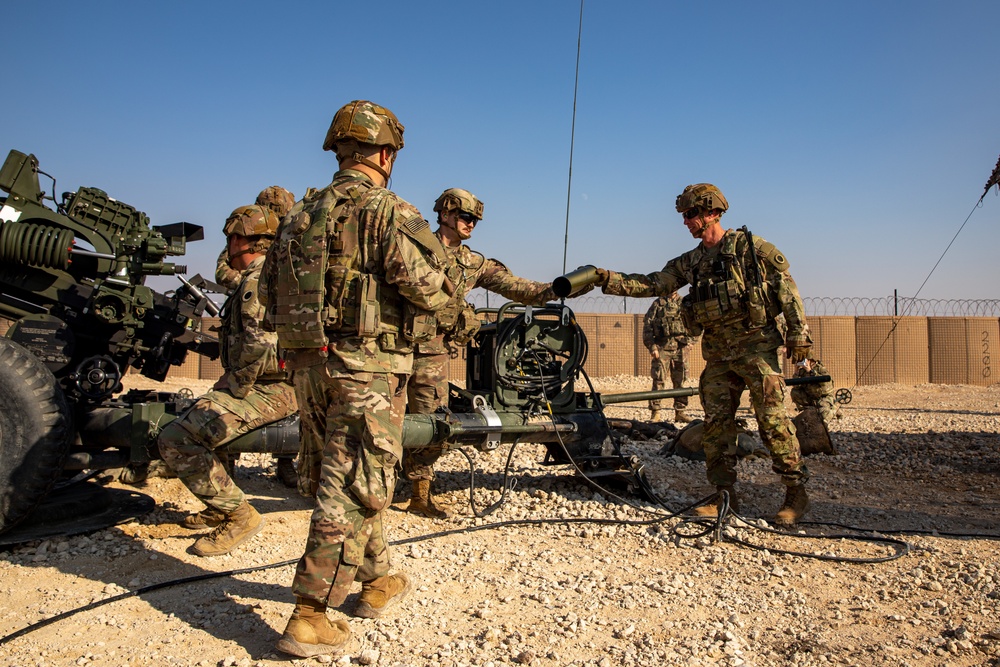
[158,255,297,512]
[215,247,241,292]
[604,227,812,490]
[791,358,840,422]
[217,187,295,293]
[269,169,449,607]
[642,293,692,415]
[405,236,555,481]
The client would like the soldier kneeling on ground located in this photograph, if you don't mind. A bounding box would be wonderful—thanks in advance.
[157,204,298,557]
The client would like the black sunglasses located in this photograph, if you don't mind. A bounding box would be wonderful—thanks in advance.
[682,208,703,220]
[457,212,478,225]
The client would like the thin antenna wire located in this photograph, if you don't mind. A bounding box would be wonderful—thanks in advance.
[854,200,982,386]
[562,0,584,274]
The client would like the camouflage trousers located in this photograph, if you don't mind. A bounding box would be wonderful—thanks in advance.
[649,349,689,411]
[291,363,407,606]
[699,349,809,488]
[157,382,298,513]
[403,351,450,482]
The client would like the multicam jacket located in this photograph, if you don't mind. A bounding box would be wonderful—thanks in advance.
[416,234,555,355]
[214,247,240,292]
[261,169,450,374]
[642,294,690,355]
[217,255,285,398]
[605,227,811,362]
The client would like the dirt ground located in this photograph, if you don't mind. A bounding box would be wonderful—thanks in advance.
[2,376,1000,667]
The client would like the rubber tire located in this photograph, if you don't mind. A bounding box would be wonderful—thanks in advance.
[0,336,73,534]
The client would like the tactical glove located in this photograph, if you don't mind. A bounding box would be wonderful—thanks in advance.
[594,268,610,286]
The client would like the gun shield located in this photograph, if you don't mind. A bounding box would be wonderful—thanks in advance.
[552,265,600,299]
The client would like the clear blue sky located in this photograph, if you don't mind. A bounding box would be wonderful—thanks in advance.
[4,1,999,301]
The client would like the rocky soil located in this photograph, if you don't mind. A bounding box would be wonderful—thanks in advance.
[2,376,1000,667]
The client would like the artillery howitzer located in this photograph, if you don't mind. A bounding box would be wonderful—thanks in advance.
[0,150,833,540]
[0,149,224,535]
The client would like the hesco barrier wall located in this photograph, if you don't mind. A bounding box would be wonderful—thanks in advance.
[3,315,999,388]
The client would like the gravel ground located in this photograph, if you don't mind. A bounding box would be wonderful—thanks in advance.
[2,376,1000,667]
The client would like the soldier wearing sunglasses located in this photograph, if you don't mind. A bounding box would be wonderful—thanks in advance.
[396,187,557,519]
[591,183,814,525]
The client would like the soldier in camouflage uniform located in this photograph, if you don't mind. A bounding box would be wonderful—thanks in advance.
[214,186,300,488]
[260,101,451,658]
[593,183,813,525]
[216,186,295,291]
[791,358,840,422]
[157,205,297,557]
[398,187,556,519]
[643,292,694,424]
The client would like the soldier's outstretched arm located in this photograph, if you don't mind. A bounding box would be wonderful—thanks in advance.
[601,260,687,298]
[477,258,554,306]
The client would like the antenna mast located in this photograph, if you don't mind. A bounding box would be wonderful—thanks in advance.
[561,0,585,274]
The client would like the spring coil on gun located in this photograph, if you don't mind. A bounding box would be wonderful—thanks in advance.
[0,220,73,270]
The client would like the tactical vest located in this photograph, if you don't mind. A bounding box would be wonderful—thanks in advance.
[681,230,775,333]
[263,174,454,367]
[436,245,484,331]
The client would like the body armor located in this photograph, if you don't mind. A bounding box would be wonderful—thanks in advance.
[681,229,781,335]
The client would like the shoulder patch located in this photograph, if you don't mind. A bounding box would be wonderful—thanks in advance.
[756,240,790,272]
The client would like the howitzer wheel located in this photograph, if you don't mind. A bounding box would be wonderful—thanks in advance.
[0,337,74,534]
[835,388,852,405]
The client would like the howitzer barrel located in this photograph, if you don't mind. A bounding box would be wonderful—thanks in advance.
[552,265,600,298]
[402,411,581,450]
[600,375,832,405]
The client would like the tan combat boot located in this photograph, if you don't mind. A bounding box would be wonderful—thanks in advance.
[276,596,352,658]
[692,486,739,517]
[674,409,692,424]
[190,500,263,556]
[774,485,810,525]
[649,409,662,422]
[354,572,413,619]
[180,505,226,530]
[275,457,297,488]
[400,480,452,519]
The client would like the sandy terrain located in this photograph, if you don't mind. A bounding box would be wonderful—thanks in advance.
[2,375,1000,667]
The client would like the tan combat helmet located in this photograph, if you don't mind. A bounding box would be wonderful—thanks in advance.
[433,187,485,221]
[255,186,295,218]
[224,204,281,256]
[322,100,405,153]
[675,183,729,214]
[322,100,405,181]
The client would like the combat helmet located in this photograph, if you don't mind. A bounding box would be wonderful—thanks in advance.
[675,183,729,214]
[322,100,405,153]
[255,186,295,218]
[224,204,281,254]
[433,188,485,221]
